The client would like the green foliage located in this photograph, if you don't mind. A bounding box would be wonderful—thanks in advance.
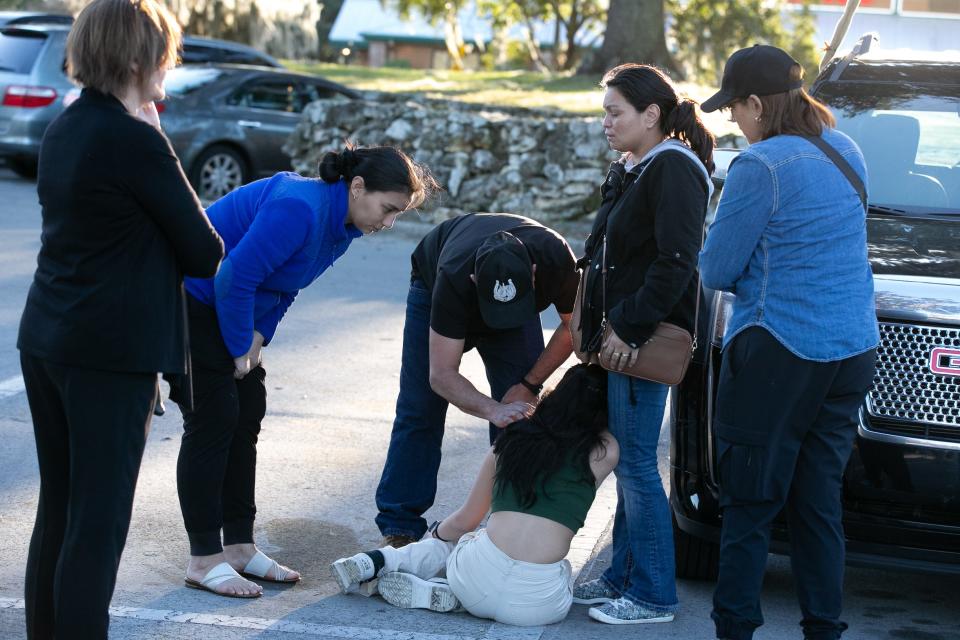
[383,58,413,68]
[381,0,471,69]
[0,0,52,8]
[385,0,468,25]
[787,2,822,85]
[671,0,821,87]
[477,0,605,71]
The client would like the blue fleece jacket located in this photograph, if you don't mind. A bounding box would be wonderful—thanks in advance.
[185,172,361,357]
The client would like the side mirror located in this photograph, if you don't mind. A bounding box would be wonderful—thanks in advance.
[711,148,741,189]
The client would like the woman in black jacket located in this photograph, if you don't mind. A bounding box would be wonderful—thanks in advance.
[16,1,223,637]
[571,64,715,625]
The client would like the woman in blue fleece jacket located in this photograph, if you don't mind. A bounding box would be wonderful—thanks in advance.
[173,144,436,598]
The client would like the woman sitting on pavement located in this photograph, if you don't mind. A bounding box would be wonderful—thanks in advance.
[331,363,618,627]
[172,144,436,598]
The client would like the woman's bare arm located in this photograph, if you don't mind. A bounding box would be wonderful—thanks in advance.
[431,448,497,542]
[590,431,620,487]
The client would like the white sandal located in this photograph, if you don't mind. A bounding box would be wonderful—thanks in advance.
[184,562,261,598]
[241,550,300,584]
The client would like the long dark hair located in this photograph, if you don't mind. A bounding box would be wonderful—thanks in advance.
[318,142,438,209]
[493,364,608,508]
[602,63,716,175]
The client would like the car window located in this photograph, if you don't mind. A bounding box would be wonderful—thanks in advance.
[228,79,297,112]
[164,66,225,97]
[0,30,46,74]
[181,41,278,68]
[819,82,960,212]
[180,44,221,65]
[221,50,272,66]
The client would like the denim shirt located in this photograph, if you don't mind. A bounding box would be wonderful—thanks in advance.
[699,129,879,361]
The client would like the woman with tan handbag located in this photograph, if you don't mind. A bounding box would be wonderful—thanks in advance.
[570,63,714,624]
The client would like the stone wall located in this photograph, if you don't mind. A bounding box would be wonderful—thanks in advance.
[284,93,619,222]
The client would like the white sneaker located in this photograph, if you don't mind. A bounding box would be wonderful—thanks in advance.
[377,571,459,613]
[330,553,376,593]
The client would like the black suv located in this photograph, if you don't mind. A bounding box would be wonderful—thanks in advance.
[672,35,960,579]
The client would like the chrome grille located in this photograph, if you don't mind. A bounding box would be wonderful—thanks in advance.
[867,321,960,428]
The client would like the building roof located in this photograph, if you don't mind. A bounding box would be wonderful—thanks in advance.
[329,0,601,49]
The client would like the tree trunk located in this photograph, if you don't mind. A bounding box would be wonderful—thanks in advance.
[443,5,465,71]
[579,0,678,76]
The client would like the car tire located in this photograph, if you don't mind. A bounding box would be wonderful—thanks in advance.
[9,157,38,180]
[190,145,248,203]
[673,516,719,580]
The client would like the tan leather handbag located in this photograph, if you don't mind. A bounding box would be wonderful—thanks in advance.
[571,234,701,386]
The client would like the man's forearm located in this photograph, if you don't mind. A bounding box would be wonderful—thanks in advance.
[430,370,500,421]
[524,322,574,385]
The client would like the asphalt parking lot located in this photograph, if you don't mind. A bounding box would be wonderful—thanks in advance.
[0,166,958,639]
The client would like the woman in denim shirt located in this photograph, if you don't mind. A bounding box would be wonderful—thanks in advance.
[699,46,879,640]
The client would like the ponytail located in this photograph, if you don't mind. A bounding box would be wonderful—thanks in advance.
[664,99,715,175]
[603,64,716,175]
[318,144,360,182]
[318,141,439,209]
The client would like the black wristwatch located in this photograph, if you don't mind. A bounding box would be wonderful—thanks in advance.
[518,377,543,395]
[428,520,450,542]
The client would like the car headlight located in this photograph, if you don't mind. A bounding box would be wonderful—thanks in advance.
[711,292,735,348]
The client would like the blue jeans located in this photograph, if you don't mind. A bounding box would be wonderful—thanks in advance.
[600,372,678,612]
[375,278,544,539]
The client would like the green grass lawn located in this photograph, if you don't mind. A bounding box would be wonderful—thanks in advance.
[283,61,739,139]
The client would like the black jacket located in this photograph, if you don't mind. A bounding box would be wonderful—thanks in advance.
[17,89,223,375]
[580,149,709,350]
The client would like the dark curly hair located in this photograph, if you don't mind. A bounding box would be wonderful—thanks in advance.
[493,364,609,509]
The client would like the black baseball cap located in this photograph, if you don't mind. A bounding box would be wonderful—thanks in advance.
[701,45,803,113]
[474,231,536,330]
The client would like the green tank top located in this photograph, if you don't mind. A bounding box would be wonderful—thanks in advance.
[490,454,597,533]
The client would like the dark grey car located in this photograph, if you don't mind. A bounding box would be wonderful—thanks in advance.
[159,64,360,202]
[0,23,284,178]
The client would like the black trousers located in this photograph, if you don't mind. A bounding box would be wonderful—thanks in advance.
[20,352,155,640]
[173,296,267,556]
[710,327,876,640]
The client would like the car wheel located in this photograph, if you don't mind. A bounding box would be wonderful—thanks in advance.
[191,145,248,202]
[673,516,719,580]
[9,157,38,180]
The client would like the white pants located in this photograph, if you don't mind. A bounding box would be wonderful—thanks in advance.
[379,530,573,626]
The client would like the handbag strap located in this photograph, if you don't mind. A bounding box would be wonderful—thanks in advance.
[596,185,706,354]
[802,135,867,212]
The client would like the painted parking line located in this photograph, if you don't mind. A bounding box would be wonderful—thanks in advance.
[0,375,24,400]
[0,597,540,639]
